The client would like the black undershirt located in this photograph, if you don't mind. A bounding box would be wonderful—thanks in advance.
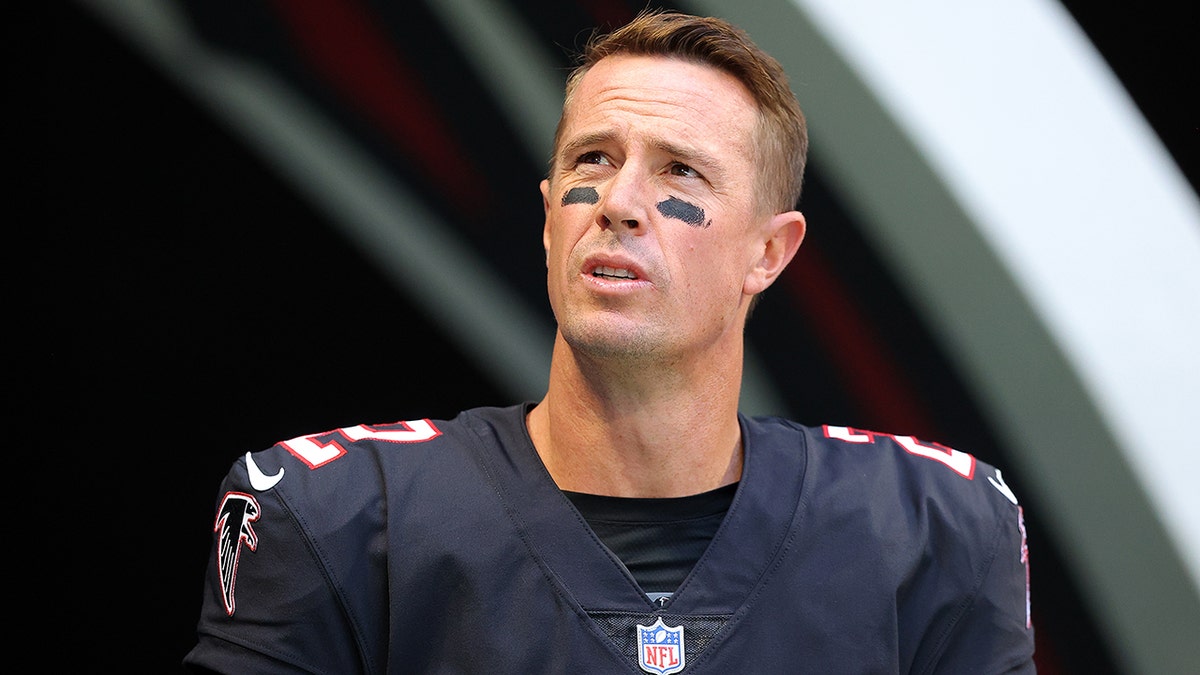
[563,483,738,605]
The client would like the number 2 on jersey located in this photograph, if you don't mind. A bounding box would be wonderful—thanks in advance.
[824,425,976,479]
[281,420,442,469]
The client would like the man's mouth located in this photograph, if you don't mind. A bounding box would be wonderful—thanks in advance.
[592,265,638,280]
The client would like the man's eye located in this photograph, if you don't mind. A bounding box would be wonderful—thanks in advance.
[669,162,700,178]
[577,151,609,166]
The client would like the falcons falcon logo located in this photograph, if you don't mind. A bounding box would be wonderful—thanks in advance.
[214,491,262,616]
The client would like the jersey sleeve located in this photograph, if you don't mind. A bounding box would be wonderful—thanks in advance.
[183,447,370,674]
[929,482,1036,674]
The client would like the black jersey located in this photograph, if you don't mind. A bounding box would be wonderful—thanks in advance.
[185,404,1034,674]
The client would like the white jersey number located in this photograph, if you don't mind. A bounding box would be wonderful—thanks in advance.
[825,425,976,479]
[280,419,442,469]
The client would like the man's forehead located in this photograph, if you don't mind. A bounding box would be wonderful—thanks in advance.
[559,55,758,154]
[573,53,747,103]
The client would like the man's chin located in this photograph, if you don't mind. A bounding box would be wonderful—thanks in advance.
[559,320,663,361]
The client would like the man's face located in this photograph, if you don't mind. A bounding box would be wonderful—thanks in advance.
[541,54,773,363]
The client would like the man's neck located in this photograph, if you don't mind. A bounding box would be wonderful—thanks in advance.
[526,336,745,498]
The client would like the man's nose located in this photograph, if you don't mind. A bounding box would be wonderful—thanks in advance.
[596,165,650,233]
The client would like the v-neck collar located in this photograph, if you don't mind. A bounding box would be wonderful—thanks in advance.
[465,404,810,616]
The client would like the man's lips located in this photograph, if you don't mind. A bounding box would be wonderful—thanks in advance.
[583,256,648,283]
[591,265,638,280]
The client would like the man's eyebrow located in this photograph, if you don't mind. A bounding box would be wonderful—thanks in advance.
[653,139,720,171]
[559,130,618,161]
[559,131,722,173]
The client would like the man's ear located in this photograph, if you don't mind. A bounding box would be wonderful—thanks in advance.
[540,179,552,264]
[744,210,806,295]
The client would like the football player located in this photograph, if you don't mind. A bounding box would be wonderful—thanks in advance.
[186,10,1034,674]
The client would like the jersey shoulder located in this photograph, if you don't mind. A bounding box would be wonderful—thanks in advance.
[745,416,1034,669]
[190,405,527,671]
[219,405,524,534]
[748,416,1022,530]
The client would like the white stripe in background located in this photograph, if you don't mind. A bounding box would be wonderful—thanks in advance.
[422,0,563,164]
[799,0,1200,594]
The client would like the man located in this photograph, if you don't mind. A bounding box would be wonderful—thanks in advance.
[186,10,1035,674]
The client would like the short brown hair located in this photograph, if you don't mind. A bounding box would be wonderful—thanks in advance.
[554,9,808,214]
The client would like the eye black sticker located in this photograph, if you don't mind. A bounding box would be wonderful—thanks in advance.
[657,196,710,228]
[561,187,600,206]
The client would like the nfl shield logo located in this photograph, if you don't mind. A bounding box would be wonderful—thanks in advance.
[637,617,685,674]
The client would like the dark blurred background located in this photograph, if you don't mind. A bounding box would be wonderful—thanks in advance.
[18,1,1196,672]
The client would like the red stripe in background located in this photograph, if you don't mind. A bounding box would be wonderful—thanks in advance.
[266,0,490,217]
[782,244,937,438]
